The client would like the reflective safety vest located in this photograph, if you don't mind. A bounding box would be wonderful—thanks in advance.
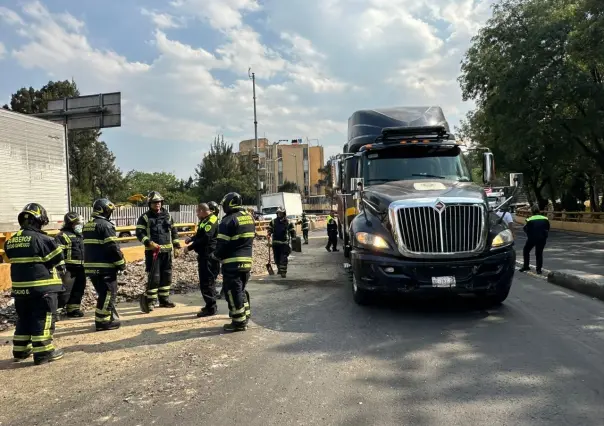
[299,217,309,230]
[136,208,179,251]
[83,215,125,275]
[215,209,255,272]
[524,214,550,240]
[268,218,295,244]
[326,215,338,233]
[4,227,64,296]
[189,214,218,257]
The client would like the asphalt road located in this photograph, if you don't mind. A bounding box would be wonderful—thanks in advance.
[2,232,604,425]
[513,224,604,274]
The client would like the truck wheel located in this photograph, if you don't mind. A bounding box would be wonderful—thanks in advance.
[478,285,511,307]
[118,231,130,238]
[352,274,372,306]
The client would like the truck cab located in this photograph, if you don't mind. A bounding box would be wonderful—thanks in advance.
[331,106,516,306]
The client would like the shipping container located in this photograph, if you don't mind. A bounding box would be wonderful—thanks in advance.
[0,109,68,231]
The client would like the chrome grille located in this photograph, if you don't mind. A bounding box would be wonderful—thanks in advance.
[396,204,484,254]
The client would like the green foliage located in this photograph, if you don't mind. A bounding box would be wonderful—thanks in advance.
[278,181,300,193]
[459,0,604,210]
[119,171,197,206]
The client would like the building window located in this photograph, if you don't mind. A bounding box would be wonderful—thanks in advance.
[303,159,308,172]
[304,186,309,195]
[303,147,308,159]
[304,171,309,183]
[278,159,283,172]
[278,172,284,186]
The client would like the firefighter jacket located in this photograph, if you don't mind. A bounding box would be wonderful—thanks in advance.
[298,216,310,231]
[55,229,84,270]
[136,208,180,251]
[326,215,338,234]
[83,215,125,275]
[523,214,550,241]
[4,227,65,296]
[215,209,255,271]
[268,218,296,245]
[189,214,218,258]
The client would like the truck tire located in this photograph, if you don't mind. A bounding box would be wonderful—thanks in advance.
[352,273,372,306]
[477,285,511,307]
[118,231,131,238]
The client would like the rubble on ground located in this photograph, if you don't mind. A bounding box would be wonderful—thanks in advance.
[0,239,271,331]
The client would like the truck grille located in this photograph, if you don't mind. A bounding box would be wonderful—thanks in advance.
[396,204,484,254]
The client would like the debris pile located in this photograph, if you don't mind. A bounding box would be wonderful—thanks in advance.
[0,239,271,331]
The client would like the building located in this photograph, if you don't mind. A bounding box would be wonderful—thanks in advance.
[238,138,325,196]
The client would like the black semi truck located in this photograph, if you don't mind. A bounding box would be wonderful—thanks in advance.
[331,106,516,306]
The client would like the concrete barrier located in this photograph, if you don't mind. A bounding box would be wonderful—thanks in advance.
[547,269,604,301]
[514,214,604,234]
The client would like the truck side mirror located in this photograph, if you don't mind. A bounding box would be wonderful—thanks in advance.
[482,152,495,185]
[509,172,523,187]
[330,159,342,189]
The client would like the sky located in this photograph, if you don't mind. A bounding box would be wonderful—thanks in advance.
[0,0,495,179]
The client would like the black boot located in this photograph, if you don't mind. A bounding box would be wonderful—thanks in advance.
[34,348,65,365]
[96,319,121,332]
[13,349,33,362]
[197,306,217,317]
[66,309,84,318]
[159,298,176,308]
[223,322,248,332]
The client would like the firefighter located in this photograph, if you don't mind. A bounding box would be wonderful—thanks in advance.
[519,204,550,274]
[4,203,65,364]
[83,198,125,331]
[214,192,254,332]
[208,201,223,298]
[55,212,86,318]
[325,210,339,252]
[184,203,219,317]
[135,191,181,311]
[297,212,310,244]
[268,207,296,278]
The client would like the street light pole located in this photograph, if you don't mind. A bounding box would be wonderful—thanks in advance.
[249,67,260,212]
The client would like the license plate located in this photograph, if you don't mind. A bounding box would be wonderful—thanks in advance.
[432,276,456,288]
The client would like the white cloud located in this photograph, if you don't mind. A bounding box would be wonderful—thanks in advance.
[0,41,5,59]
[0,0,497,175]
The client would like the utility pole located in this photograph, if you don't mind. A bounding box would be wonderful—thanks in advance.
[249,68,261,212]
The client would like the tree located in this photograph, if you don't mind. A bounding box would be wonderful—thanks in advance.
[4,80,124,204]
[318,156,336,201]
[278,181,300,193]
[120,171,197,206]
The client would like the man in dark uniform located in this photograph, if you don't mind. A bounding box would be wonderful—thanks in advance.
[55,212,86,319]
[136,191,181,312]
[184,203,219,317]
[298,212,310,244]
[214,192,254,332]
[208,201,224,299]
[268,207,296,278]
[4,203,65,364]
[83,198,125,331]
[519,204,550,274]
[325,211,339,252]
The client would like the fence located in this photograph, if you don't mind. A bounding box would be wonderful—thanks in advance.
[515,210,604,223]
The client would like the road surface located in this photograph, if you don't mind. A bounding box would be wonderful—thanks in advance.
[513,224,604,274]
[1,232,603,425]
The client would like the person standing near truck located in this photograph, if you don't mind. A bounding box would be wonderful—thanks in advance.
[55,212,86,319]
[325,211,339,252]
[268,207,296,278]
[519,204,550,274]
[298,212,310,244]
[208,201,224,299]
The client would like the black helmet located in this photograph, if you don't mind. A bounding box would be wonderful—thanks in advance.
[208,201,219,216]
[63,211,82,228]
[276,206,286,216]
[148,191,164,206]
[301,212,306,217]
[220,192,242,214]
[18,203,49,228]
[92,198,116,219]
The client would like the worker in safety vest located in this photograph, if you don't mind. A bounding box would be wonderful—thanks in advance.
[208,201,224,299]
[83,198,125,331]
[4,203,65,365]
[136,191,182,311]
[519,204,550,274]
[184,202,219,317]
[214,192,254,332]
[297,212,310,244]
[325,211,339,252]
[55,212,86,319]
[268,207,296,278]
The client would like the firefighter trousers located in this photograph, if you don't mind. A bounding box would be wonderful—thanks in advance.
[222,269,251,325]
[302,229,309,243]
[145,251,173,302]
[197,257,217,310]
[91,274,118,325]
[272,244,291,275]
[58,268,87,313]
[13,293,58,361]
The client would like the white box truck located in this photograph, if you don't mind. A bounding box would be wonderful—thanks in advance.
[261,192,303,221]
[0,109,69,231]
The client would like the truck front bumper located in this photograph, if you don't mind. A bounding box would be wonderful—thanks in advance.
[351,248,516,295]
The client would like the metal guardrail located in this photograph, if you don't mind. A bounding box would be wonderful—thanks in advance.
[515,210,604,223]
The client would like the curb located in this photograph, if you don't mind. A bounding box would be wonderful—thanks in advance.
[515,260,604,301]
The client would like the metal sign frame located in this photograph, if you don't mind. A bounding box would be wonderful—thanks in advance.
[42,92,121,130]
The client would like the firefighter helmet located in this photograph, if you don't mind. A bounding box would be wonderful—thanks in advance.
[18,203,49,228]
[220,192,242,214]
[208,201,219,216]
[147,191,164,206]
[63,211,83,226]
[93,198,116,219]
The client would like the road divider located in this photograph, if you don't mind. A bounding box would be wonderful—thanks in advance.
[546,270,604,301]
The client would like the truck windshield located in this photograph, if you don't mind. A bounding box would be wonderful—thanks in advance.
[262,207,279,215]
[362,145,472,185]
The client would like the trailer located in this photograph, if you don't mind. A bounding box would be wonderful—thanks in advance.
[261,192,303,221]
[0,109,69,231]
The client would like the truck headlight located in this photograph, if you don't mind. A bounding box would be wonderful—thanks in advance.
[491,229,513,249]
[356,232,390,249]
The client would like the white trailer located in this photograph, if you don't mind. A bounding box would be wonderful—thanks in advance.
[261,192,303,221]
[0,109,69,231]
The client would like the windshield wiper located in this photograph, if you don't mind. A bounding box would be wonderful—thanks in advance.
[411,173,446,179]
